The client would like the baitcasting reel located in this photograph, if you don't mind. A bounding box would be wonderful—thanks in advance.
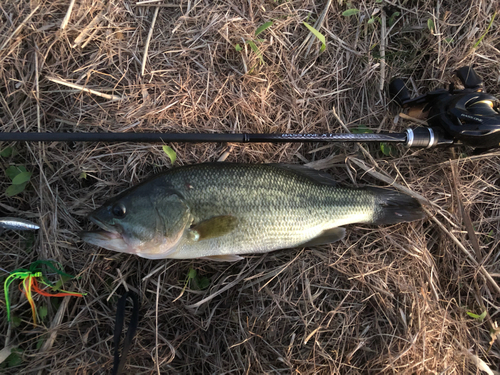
[389,66,500,148]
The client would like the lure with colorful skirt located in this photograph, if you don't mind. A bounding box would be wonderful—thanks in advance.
[3,260,85,326]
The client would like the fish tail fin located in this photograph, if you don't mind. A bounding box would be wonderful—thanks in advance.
[368,187,425,225]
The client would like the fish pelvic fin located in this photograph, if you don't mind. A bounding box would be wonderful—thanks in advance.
[369,187,425,225]
[189,215,238,241]
[300,227,346,247]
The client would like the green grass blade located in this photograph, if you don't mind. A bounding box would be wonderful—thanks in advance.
[342,9,359,17]
[303,22,326,52]
[474,12,496,48]
[162,145,177,165]
[427,18,435,33]
[352,125,373,134]
[467,310,487,322]
[247,40,264,63]
[255,21,273,37]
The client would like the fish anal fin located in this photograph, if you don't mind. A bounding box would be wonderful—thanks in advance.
[301,227,346,247]
[201,254,244,262]
[190,215,238,241]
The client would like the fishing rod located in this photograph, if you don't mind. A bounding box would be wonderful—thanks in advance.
[1,66,499,149]
[0,128,446,147]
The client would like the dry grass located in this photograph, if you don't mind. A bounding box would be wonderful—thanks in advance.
[1,0,500,373]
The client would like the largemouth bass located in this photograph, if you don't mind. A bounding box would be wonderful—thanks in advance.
[81,163,424,261]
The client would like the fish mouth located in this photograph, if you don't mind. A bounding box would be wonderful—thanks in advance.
[88,214,120,235]
[80,215,134,254]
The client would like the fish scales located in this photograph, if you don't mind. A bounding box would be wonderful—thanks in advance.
[164,164,374,258]
[81,163,424,261]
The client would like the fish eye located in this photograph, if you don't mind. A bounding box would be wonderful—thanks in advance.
[112,203,127,218]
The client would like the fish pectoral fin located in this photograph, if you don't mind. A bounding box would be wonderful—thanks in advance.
[300,227,346,247]
[189,215,238,241]
[201,254,244,262]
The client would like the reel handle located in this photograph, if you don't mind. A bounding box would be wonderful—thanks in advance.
[456,66,484,91]
[389,78,411,106]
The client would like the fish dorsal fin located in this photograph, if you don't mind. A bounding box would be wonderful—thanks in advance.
[188,215,238,241]
[300,227,346,247]
[269,164,337,186]
[201,254,244,262]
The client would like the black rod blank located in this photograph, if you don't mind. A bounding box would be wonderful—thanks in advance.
[0,132,408,144]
